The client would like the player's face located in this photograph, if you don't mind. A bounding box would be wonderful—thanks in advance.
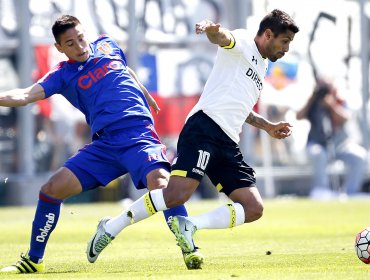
[265,30,295,62]
[55,24,90,62]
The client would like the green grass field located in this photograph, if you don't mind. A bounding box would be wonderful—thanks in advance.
[0,198,369,279]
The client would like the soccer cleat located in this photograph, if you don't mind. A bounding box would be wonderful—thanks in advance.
[86,217,114,263]
[171,215,197,253]
[183,249,204,269]
[0,253,45,274]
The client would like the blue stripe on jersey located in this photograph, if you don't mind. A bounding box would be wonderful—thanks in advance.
[38,35,153,136]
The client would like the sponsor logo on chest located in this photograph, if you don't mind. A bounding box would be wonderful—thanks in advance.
[77,60,124,89]
[245,67,263,91]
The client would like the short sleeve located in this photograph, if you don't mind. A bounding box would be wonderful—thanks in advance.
[221,29,249,54]
[37,63,65,98]
[221,32,236,49]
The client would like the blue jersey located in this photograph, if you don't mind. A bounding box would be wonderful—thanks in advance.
[38,35,153,136]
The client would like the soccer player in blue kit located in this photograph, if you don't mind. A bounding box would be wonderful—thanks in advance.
[0,15,202,273]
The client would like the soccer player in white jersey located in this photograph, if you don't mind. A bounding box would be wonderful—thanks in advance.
[87,9,299,267]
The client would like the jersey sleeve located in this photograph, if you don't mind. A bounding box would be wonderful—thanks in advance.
[221,31,236,49]
[37,62,65,98]
[221,29,248,54]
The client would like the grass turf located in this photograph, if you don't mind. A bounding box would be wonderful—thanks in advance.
[0,198,369,279]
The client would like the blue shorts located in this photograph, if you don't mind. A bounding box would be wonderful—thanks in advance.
[64,123,170,191]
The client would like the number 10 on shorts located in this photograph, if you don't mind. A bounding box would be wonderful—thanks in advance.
[197,150,210,170]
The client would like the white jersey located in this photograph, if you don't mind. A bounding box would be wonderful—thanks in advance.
[187,29,268,143]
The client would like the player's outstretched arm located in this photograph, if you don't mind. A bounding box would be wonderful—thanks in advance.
[245,111,292,140]
[195,19,233,47]
[0,83,45,107]
[127,66,160,114]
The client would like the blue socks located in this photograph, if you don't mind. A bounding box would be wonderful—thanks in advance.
[28,192,63,263]
[163,205,188,228]
[163,205,196,248]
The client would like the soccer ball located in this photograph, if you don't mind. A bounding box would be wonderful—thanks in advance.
[355,227,370,264]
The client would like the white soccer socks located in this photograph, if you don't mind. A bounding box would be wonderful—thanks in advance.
[186,202,245,229]
[105,189,167,236]
[104,189,246,236]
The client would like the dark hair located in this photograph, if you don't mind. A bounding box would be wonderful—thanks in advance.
[257,9,299,36]
[52,15,81,44]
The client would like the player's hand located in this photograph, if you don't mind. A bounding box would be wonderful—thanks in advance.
[195,20,221,34]
[267,122,292,139]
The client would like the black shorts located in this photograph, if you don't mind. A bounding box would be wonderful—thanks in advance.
[171,110,256,196]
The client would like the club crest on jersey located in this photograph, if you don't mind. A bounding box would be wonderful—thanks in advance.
[97,42,113,55]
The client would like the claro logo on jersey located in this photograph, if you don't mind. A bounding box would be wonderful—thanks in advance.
[246,67,263,91]
[78,60,124,89]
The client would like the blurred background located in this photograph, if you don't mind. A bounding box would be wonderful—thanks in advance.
[0,0,370,205]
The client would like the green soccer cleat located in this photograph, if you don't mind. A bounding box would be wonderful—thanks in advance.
[171,215,197,253]
[86,217,114,263]
[0,253,45,274]
[183,249,204,269]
